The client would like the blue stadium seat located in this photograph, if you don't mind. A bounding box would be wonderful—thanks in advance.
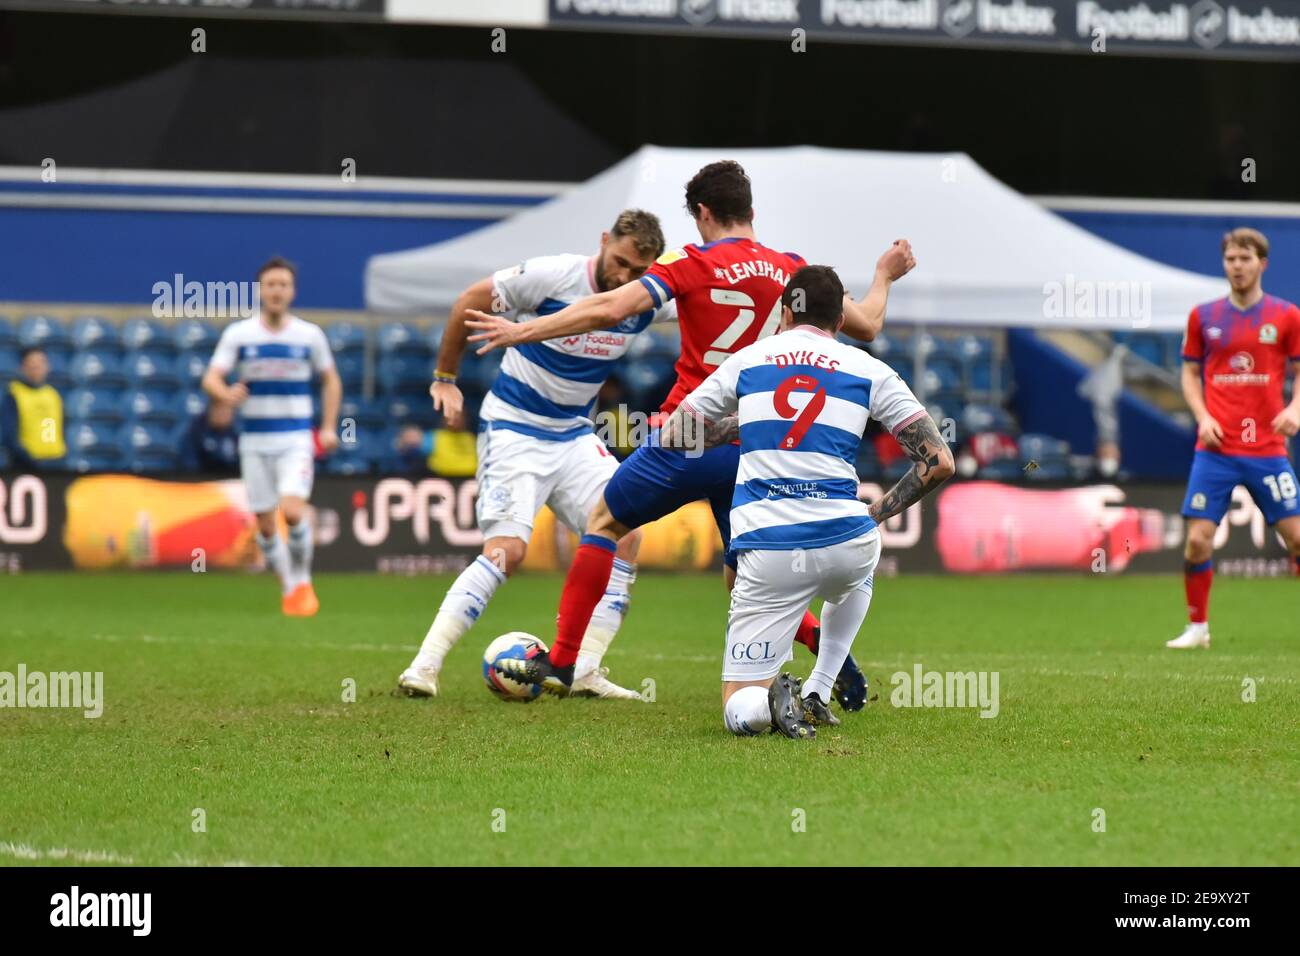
[0,347,18,378]
[0,317,14,349]
[338,398,385,433]
[327,321,368,355]
[460,352,502,392]
[962,403,1017,436]
[177,390,207,420]
[378,354,433,395]
[69,350,128,389]
[130,449,180,474]
[64,387,128,426]
[894,331,936,361]
[978,459,1024,481]
[386,396,437,429]
[124,388,177,425]
[124,422,175,456]
[125,353,181,390]
[122,317,174,355]
[66,422,124,462]
[67,452,124,473]
[17,314,68,349]
[955,333,995,366]
[335,352,365,392]
[377,321,426,355]
[865,330,904,362]
[925,393,965,428]
[173,319,220,353]
[175,351,209,385]
[71,316,123,354]
[325,429,382,475]
[920,360,962,396]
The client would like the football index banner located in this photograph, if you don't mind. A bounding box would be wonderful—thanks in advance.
[548,0,1300,60]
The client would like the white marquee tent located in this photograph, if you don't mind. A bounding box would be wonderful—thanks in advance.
[365,145,1223,331]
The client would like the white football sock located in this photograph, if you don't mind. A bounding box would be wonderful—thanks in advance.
[577,557,636,678]
[285,519,313,589]
[804,576,875,704]
[256,532,293,597]
[724,685,772,736]
[412,555,507,672]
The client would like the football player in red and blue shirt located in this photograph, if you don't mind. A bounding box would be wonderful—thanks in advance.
[1169,228,1300,649]
[466,160,915,697]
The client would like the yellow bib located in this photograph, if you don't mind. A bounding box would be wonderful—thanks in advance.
[428,428,477,477]
[8,381,67,459]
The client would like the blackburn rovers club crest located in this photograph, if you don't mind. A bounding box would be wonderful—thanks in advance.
[1259,323,1278,344]
[1191,493,1207,510]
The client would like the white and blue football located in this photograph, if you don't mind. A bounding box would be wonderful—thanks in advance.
[482,632,548,701]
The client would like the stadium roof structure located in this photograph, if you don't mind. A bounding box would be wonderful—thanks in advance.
[365,145,1224,330]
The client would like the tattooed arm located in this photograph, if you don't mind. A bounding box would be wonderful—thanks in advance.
[659,405,738,452]
[868,415,955,523]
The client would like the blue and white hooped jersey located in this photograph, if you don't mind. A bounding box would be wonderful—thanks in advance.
[680,326,927,552]
[208,314,334,453]
[484,253,675,440]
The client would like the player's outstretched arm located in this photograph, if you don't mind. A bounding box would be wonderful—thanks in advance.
[464,280,654,354]
[868,414,955,523]
[841,240,916,343]
[431,277,495,427]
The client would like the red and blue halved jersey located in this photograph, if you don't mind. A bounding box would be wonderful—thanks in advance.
[639,237,806,416]
[1182,294,1300,457]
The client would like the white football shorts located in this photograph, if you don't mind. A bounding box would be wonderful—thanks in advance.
[474,425,619,542]
[240,446,315,514]
[722,529,881,683]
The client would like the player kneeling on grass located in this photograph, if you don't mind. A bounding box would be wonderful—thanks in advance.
[202,257,340,617]
[659,265,953,737]
[397,210,676,700]
[1170,227,1300,650]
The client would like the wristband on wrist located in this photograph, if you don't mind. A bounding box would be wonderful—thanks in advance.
[433,370,457,384]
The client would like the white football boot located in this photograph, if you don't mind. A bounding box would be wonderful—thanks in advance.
[397,665,440,697]
[570,663,644,700]
[1166,623,1211,650]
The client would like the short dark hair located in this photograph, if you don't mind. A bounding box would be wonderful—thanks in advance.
[19,345,46,363]
[782,265,845,330]
[684,160,753,227]
[257,256,297,281]
[609,208,666,259]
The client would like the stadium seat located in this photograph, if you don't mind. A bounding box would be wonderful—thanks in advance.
[335,352,366,392]
[325,429,381,475]
[67,451,124,473]
[920,359,962,395]
[121,317,175,355]
[129,449,181,474]
[962,403,1017,436]
[338,397,385,433]
[386,396,437,429]
[175,351,209,385]
[378,354,433,395]
[17,314,69,349]
[125,353,181,390]
[0,317,14,349]
[69,350,129,389]
[978,459,1024,481]
[66,421,124,462]
[377,321,427,355]
[955,333,995,366]
[124,388,177,425]
[0,347,18,378]
[178,389,207,420]
[71,316,123,354]
[327,321,368,356]
[171,318,220,353]
[124,421,175,456]
[924,394,965,429]
[460,352,502,392]
[64,387,128,426]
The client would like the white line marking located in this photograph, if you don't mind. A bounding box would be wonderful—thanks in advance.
[0,840,276,868]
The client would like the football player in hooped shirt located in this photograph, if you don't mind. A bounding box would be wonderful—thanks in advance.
[1169,228,1300,650]
[466,160,916,700]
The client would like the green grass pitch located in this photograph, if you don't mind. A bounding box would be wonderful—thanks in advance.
[1,571,1296,866]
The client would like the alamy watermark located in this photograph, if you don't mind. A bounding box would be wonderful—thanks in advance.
[0,664,103,718]
[151,274,260,319]
[1043,275,1152,328]
[890,665,999,718]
